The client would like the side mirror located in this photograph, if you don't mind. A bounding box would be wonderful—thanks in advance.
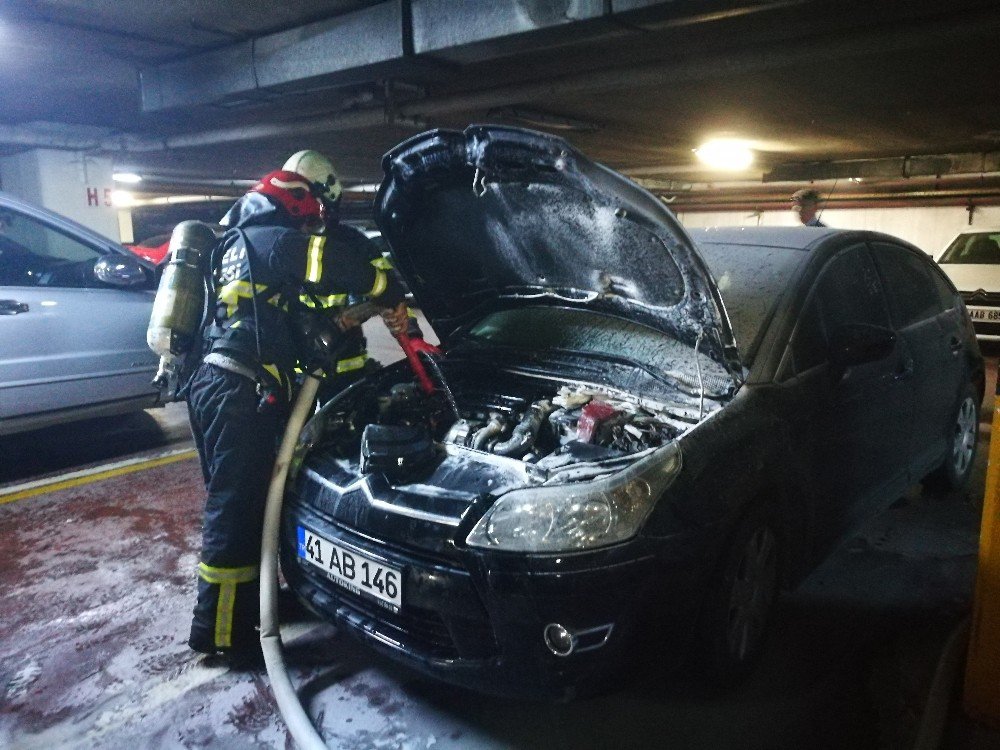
[94,253,148,288]
[828,323,896,369]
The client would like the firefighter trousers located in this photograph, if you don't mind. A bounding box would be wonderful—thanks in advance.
[186,361,287,653]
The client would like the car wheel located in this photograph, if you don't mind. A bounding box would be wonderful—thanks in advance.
[925,384,979,493]
[698,509,780,686]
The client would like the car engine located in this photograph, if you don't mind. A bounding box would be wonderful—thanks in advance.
[370,376,694,467]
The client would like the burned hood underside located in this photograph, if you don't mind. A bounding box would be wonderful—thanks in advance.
[376,125,739,372]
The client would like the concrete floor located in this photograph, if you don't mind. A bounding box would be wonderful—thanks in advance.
[1,340,998,749]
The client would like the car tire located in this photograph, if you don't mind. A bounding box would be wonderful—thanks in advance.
[696,508,780,687]
[924,383,979,493]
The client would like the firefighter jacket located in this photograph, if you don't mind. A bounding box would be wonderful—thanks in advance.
[208,194,405,389]
[299,224,423,374]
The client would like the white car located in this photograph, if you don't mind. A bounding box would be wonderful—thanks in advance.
[0,192,160,435]
[936,228,1000,340]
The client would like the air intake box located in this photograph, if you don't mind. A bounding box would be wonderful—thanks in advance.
[360,424,435,476]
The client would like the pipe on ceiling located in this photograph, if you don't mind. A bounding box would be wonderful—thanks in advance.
[2,4,999,165]
[0,124,106,151]
[765,152,1000,182]
[138,175,257,188]
[674,196,1000,211]
[112,109,392,152]
[670,187,1000,211]
[101,4,1000,153]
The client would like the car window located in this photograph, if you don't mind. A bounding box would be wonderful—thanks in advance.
[817,244,890,330]
[927,265,959,311]
[778,245,889,382]
[786,294,826,375]
[939,231,1000,264]
[0,209,105,288]
[870,242,941,328]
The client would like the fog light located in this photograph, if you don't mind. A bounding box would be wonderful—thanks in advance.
[543,623,575,657]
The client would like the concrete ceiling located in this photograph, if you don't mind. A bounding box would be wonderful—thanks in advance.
[3,0,1000,209]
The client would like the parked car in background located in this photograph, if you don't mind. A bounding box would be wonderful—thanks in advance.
[0,192,160,435]
[124,233,171,266]
[936,228,1000,340]
[281,126,982,699]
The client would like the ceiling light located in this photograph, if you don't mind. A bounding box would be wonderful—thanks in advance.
[694,140,755,171]
[113,172,143,183]
[118,194,235,207]
[112,190,137,207]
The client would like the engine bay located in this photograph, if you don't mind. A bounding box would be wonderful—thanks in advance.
[314,360,722,475]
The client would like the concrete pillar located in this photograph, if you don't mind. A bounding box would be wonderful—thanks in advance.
[0,149,121,240]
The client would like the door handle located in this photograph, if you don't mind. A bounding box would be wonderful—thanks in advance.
[893,356,915,381]
[0,299,28,315]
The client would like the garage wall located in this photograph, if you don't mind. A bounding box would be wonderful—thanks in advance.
[676,205,1000,257]
[0,150,120,240]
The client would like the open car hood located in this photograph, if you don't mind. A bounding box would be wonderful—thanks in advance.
[376,125,739,374]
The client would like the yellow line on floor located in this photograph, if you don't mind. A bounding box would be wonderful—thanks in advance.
[0,449,198,506]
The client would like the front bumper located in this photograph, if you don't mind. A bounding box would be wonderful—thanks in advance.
[281,501,708,699]
[962,293,1000,340]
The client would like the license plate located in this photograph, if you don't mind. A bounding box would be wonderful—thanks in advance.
[968,306,1000,322]
[297,526,402,611]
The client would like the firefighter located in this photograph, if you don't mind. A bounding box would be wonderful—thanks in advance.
[281,150,439,399]
[186,169,411,660]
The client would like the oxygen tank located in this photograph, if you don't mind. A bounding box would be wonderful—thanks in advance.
[147,221,218,389]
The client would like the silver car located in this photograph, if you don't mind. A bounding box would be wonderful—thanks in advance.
[0,193,160,436]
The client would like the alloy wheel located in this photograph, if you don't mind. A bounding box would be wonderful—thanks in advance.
[952,396,977,478]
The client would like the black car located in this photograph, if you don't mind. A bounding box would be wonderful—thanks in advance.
[281,126,983,698]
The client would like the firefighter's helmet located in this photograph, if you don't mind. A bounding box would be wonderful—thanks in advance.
[282,150,342,207]
[252,170,324,229]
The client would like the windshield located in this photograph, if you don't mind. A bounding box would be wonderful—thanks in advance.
[697,241,806,362]
[464,306,733,390]
[939,232,1000,264]
[468,306,668,359]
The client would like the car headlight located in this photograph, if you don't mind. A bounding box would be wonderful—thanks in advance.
[466,442,681,553]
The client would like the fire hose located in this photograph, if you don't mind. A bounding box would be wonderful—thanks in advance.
[258,338,442,748]
[259,369,327,750]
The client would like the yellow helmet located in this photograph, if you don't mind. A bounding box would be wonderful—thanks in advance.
[282,150,342,206]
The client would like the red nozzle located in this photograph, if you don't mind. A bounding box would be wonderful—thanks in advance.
[397,333,436,394]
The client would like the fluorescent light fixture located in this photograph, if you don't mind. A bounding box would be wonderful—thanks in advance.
[119,194,235,207]
[694,139,755,171]
[113,172,143,183]
[112,190,137,207]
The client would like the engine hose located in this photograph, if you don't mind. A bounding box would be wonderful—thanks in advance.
[259,371,328,750]
[472,412,505,450]
[493,401,553,457]
[419,350,460,421]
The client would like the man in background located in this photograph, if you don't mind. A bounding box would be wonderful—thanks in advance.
[791,188,826,227]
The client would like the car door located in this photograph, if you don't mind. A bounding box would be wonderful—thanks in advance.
[780,243,914,546]
[870,241,965,478]
[0,208,157,423]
